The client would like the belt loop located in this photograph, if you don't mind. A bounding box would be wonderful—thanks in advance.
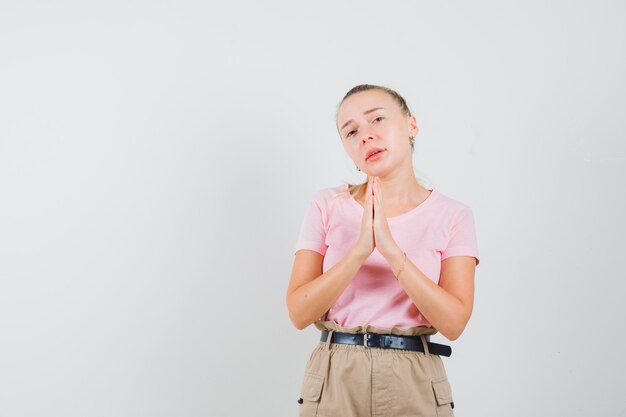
[420,335,430,357]
[324,330,334,351]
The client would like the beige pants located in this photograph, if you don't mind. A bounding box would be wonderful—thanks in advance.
[298,321,455,417]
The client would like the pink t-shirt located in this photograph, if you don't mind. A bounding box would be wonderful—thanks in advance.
[293,183,480,330]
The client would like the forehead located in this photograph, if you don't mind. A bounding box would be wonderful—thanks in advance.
[337,89,398,125]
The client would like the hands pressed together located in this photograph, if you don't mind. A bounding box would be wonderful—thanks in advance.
[353,176,401,261]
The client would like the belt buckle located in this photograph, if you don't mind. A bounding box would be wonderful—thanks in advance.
[363,333,371,348]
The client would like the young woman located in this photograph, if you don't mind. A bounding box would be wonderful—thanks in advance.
[286,84,479,417]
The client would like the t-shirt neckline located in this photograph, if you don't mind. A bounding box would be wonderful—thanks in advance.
[344,183,437,223]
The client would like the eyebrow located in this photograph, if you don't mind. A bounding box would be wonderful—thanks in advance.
[340,107,385,132]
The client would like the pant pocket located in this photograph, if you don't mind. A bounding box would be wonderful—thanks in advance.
[298,372,325,417]
[431,376,455,417]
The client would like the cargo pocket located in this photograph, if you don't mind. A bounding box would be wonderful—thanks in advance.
[431,376,454,417]
[298,372,324,417]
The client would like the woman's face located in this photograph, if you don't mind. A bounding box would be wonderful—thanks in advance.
[336,89,417,177]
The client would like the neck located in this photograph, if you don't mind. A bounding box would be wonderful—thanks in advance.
[369,169,425,202]
[354,172,427,204]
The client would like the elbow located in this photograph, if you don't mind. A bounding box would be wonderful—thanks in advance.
[286,295,310,330]
[440,324,464,341]
[444,304,473,341]
[445,328,463,341]
[291,319,308,330]
[289,314,312,330]
[445,315,472,341]
[288,310,308,330]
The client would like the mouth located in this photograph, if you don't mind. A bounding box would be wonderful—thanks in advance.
[366,149,386,161]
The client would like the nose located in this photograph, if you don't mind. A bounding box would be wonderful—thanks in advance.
[359,126,375,143]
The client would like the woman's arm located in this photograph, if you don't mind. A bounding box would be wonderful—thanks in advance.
[386,248,476,341]
[369,178,476,340]
[286,248,367,330]
[288,179,375,330]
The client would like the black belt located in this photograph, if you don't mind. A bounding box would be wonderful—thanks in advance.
[320,330,452,357]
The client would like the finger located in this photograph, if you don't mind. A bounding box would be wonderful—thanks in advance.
[373,177,380,203]
[371,177,377,198]
[372,178,379,218]
[374,179,385,220]
[365,178,373,217]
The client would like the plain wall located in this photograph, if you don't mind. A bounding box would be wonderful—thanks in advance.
[1,1,625,416]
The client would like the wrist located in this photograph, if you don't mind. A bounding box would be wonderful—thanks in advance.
[381,244,403,263]
[349,247,370,264]
[386,247,407,279]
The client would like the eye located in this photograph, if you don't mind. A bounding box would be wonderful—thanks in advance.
[346,129,356,139]
[372,116,384,123]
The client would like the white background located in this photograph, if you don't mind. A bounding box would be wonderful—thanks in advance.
[1,1,625,416]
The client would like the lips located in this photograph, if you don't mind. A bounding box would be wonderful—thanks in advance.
[366,148,386,160]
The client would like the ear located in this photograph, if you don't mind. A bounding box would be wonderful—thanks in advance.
[408,115,418,138]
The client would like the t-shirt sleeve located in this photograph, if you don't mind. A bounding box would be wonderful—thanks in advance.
[441,205,480,266]
[293,195,328,256]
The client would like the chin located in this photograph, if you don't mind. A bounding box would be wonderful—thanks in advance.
[364,167,389,177]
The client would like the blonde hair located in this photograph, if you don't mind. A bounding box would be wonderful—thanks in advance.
[338,84,412,118]
[331,181,367,201]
